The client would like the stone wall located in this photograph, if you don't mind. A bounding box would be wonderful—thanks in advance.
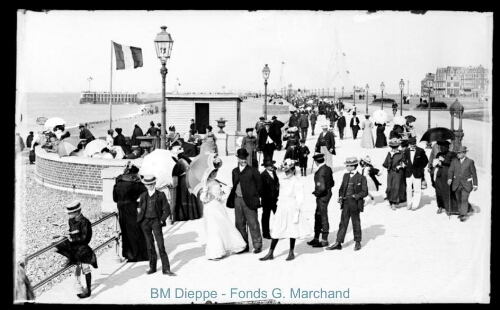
[34,146,133,196]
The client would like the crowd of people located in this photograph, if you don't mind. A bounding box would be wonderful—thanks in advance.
[35,95,479,300]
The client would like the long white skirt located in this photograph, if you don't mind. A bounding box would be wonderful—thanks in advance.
[270,197,313,239]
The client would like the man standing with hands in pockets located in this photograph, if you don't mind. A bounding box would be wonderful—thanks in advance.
[447,146,478,222]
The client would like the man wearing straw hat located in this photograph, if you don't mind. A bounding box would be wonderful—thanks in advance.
[447,146,478,222]
[326,157,368,251]
[137,175,176,276]
[315,122,336,169]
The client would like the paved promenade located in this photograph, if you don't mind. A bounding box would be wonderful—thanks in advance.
[35,111,491,303]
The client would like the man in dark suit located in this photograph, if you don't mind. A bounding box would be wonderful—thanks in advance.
[229,148,263,253]
[310,110,318,136]
[308,153,334,248]
[404,137,429,210]
[349,112,361,139]
[297,112,310,140]
[326,157,368,251]
[315,123,336,169]
[270,116,285,151]
[137,175,176,276]
[329,109,339,129]
[288,111,298,128]
[447,146,478,222]
[258,121,277,162]
[337,111,347,139]
[260,159,279,239]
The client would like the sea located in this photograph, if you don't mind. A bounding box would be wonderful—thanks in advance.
[16,92,149,137]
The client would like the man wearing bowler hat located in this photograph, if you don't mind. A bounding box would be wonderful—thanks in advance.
[260,159,279,239]
[326,157,368,251]
[228,148,263,253]
[447,146,478,222]
[258,120,277,162]
[308,153,334,248]
[137,174,176,276]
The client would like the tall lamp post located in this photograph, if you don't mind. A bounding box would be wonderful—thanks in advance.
[380,82,385,110]
[341,86,344,99]
[399,79,404,116]
[365,84,369,114]
[353,85,356,106]
[333,87,336,103]
[154,26,174,150]
[262,64,270,120]
[427,80,433,130]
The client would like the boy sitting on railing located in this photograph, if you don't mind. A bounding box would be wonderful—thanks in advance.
[53,200,98,299]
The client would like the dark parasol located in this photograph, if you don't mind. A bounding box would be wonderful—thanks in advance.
[419,127,456,143]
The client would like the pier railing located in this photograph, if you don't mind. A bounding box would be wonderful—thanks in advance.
[24,212,121,291]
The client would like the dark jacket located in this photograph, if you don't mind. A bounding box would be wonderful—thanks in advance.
[313,164,334,197]
[339,172,368,212]
[288,114,298,128]
[310,113,317,125]
[329,111,339,122]
[146,126,160,137]
[137,190,171,223]
[349,117,361,129]
[260,169,279,206]
[79,128,94,143]
[258,127,275,151]
[403,146,429,178]
[447,157,478,192]
[228,165,263,210]
[315,131,336,154]
[131,125,144,146]
[270,120,284,144]
[337,116,346,128]
[297,114,309,128]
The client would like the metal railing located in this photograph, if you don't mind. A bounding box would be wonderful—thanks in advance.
[24,212,120,291]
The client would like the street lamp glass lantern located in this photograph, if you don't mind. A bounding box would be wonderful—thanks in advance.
[262,64,270,80]
[380,82,385,92]
[399,79,405,91]
[154,26,174,62]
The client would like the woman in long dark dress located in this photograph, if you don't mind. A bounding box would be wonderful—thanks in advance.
[112,163,149,262]
[375,122,387,148]
[175,153,203,221]
[383,138,406,210]
[432,141,459,215]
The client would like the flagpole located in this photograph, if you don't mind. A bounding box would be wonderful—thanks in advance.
[109,40,113,130]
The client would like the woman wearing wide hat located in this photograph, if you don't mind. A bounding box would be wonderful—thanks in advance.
[432,141,458,215]
[198,154,247,260]
[260,159,312,261]
[382,138,407,210]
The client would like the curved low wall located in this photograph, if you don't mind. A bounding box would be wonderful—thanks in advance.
[34,146,142,196]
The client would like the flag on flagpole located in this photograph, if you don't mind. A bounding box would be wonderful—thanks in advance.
[113,42,143,70]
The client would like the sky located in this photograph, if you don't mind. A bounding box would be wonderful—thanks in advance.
[17,10,493,95]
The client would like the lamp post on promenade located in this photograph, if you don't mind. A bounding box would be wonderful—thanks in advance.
[333,87,336,103]
[154,26,174,150]
[399,79,405,116]
[341,86,344,99]
[353,85,356,107]
[365,84,369,114]
[380,82,385,110]
[262,64,270,120]
[427,81,433,130]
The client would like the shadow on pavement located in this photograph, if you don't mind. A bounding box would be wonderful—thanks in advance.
[90,263,152,299]
[343,224,386,249]
[165,231,199,254]
[169,245,206,271]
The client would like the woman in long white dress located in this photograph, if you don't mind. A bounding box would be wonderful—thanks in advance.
[260,159,313,261]
[199,155,247,260]
[360,115,375,148]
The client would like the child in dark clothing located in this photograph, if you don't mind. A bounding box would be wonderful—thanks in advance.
[283,138,299,163]
[54,200,98,299]
[297,139,310,176]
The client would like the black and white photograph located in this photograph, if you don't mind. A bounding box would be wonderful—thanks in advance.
[14,10,492,304]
